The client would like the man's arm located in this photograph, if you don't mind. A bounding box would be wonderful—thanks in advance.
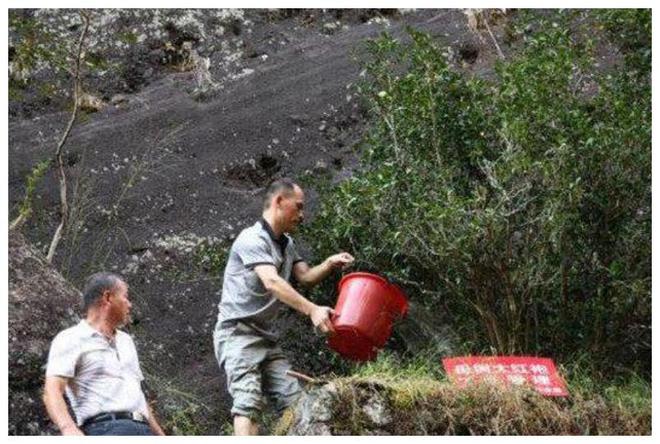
[43,376,83,435]
[254,264,336,333]
[146,403,166,435]
[293,252,355,288]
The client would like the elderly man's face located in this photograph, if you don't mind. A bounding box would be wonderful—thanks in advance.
[108,280,132,327]
[279,185,305,233]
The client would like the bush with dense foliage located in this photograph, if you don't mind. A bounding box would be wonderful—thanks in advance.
[304,10,650,375]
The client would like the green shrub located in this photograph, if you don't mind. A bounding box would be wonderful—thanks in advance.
[13,158,51,224]
[9,11,69,85]
[305,11,650,374]
[596,9,651,73]
[194,240,230,277]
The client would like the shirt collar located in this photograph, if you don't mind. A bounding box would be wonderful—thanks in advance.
[79,319,101,337]
[260,218,289,249]
[79,319,117,341]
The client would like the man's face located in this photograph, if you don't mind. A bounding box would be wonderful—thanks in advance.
[108,280,132,327]
[279,186,305,233]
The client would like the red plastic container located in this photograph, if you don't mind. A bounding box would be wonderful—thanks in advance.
[327,272,408,361]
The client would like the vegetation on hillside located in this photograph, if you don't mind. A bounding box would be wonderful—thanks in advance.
[304,10,651,379]
[8,8,651,435]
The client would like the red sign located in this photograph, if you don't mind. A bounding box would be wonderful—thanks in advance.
[442,356,569,397]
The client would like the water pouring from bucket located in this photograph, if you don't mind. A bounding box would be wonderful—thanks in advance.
[327,272,409,361]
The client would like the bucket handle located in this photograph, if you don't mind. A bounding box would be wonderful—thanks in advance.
[330,310,340,326]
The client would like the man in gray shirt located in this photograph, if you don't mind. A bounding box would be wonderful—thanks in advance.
[213,178,354,435]
[43,272,165,436]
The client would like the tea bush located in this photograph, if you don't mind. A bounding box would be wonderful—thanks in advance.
[304,11,650,375]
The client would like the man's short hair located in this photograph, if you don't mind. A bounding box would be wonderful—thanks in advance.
[82,272,123,311]
[263,178,299,210]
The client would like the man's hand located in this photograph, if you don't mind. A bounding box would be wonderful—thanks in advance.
[309,305,336,334]
[60,424,84,436]
[325,252,355,270]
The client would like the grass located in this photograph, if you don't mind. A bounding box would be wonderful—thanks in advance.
[193,240,230,277]
[274,351,651,435]
[344,351,447,410]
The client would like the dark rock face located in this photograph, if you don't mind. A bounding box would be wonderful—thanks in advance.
[8,230,81,435]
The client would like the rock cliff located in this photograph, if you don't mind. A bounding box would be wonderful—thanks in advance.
[8,230,81,435]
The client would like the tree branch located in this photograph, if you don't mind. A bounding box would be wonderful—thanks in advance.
[482,14,505,60]
[46,10,90,263]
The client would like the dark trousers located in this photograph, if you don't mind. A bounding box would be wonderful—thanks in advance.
[83,418,152,436]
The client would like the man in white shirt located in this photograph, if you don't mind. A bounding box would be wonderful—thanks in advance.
[43,272,166,435]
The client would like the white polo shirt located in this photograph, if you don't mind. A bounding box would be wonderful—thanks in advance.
[45,320,150,426]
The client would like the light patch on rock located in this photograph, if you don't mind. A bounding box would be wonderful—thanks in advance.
[153,232,222,256]
[190,49,220,98]
[121,232,224,275]
[78,93,105,112]
[323,21,340,31]
[367,17,391,27]
[170,10,208,41]
[18,9,254,85]
[229,68,254,81]
[284,382,339,435]
[110,94,128,105]
[362,392,392,426]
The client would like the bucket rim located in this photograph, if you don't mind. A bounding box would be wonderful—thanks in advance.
[337,271,408,317]
[338,271,389,290]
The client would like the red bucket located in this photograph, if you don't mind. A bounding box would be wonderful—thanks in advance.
[327,272,408,361]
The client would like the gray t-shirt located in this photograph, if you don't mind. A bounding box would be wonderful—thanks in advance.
[214,220,303,341]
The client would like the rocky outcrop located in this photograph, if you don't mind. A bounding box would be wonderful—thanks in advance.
[277,381,395,435]
[8,230,81,435]
[281,383,340,435]
[277,377,651,435]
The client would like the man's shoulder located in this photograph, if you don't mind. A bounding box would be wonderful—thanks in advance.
[234,222,269,246]
[55,321,85,338]
[114,330,141,357]
[115,329,136,344]
[50,321,87,347]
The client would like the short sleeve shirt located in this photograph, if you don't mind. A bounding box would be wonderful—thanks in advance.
[45,320,149,425]
[215,220,303,341]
